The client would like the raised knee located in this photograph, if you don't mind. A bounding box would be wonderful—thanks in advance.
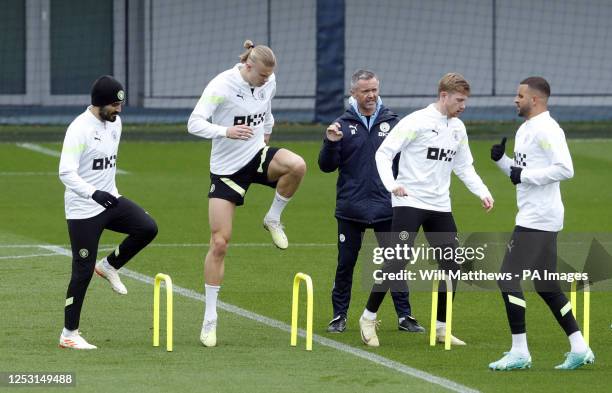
[143,218,158,241]
[292,156,307,178]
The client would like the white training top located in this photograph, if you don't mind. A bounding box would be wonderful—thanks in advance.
[495,111,573,231]
[376,103,491,212]
[59,107,121,219]
[188,63,276,175]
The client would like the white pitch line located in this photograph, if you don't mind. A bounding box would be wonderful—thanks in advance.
[39,244,478,393]
[0,243,336,249]
[16,142,62,157]
[144,242,337,248]
[0,245,50,248]
[16,143,129,175]
[37,245,74,255]
[0,252,61,260]
[0,172,57,176]
[3,240,610,249]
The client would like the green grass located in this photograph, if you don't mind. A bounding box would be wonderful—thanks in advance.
[1,120,612,141]
[1,139,611,392]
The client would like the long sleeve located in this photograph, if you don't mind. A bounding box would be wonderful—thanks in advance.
[391,153,400,179]
[58,127,96,199]
[187,85,228,139]
[375,118,413,192]
[495,155,513,176]
[318,137,341,172]
[263,85,275,135]
[453,136,491,199]
[521,130,574,185]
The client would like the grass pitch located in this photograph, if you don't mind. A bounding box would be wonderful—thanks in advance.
[1,138,610,392]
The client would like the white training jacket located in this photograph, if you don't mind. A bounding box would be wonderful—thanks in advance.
[59,107,121,219]
[188,63,276,175]
[496,111,573,231]
[376,104,491,212]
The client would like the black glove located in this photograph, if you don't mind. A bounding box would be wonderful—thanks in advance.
[92,190,118,209]
[490,137,507,162]
[510,166,523,185]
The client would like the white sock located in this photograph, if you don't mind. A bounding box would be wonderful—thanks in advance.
[510,333,530,356]
[264,191,291,222]
[203,284,220,323]
[362,309,377,320]
[436,321,446,330]
[102,258,117,271]
[62,328,77,337]
[568,331,588,353]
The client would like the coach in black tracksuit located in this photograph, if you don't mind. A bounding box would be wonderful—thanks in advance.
[318,70,423,333]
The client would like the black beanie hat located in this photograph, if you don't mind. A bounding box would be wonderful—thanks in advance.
[91,75,125,107]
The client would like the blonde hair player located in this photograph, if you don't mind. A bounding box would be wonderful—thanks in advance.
[358,73,494,347]
[188,40,307,347]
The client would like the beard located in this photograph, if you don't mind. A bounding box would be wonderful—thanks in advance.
[100,107,118,122]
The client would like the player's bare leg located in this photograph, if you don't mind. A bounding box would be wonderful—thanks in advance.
[268,149,307,197]
[201,198,234,347]
[263,149,307,249]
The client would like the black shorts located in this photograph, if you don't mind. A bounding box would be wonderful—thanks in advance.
[208,146,280,206]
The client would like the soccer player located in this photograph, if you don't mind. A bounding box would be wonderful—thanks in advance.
[58,75,158,349]
[188,40,306,347]
[319,70,419,334]
[359,73,494,347]
[488,77,594,370]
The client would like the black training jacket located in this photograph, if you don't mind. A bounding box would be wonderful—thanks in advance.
[318,105,399,224]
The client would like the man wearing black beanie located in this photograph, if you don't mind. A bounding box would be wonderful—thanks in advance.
[57,75,158,349]
[90,75,125,122]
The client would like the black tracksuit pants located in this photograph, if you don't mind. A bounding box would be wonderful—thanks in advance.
[332,218,411,319]
[366,206,460,323]
[498,226,579,336]
[64,197,158,330]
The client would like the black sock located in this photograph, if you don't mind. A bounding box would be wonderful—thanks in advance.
[436,271,458,322]
[436,288,457,322]
[365,290,387,314]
